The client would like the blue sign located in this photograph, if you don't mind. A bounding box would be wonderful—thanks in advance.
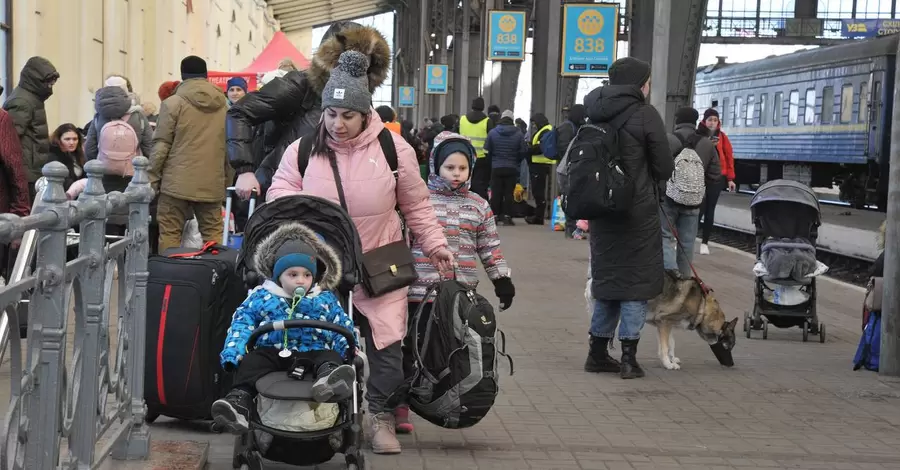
[398,86,415,107]
[841,19,900,38]
[488,10,527,61]
[561,3,619,77]
[425,64,449,94]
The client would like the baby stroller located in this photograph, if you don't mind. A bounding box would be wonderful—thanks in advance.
[231,195,368,470]
[744,180,826,343]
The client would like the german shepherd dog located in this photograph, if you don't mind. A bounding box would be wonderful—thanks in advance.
[646,271,738,370]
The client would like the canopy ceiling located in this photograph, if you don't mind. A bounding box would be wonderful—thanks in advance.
[268,0,405,32]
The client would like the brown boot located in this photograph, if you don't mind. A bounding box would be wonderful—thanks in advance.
[369,412,402,454]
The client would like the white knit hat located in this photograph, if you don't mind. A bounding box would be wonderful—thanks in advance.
[104,76,129,93]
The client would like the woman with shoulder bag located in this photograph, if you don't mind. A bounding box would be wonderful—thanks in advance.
[267,51,453,455]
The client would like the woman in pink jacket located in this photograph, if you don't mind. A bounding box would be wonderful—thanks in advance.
[267,51,452,454]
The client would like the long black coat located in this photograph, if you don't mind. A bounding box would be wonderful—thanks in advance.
[585,85,674,301]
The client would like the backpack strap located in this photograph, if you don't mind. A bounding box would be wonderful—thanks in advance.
[296,132,316,177]
[675,132,703,151]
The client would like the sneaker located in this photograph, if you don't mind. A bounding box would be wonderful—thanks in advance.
[211,389,254,434]
[394,405,414,434]
[700,244,710,255]
[370,412,402,454]
[311,363,355,403]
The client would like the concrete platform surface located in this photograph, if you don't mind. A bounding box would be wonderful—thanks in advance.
[4,223,900,470]
[715,191,886,260]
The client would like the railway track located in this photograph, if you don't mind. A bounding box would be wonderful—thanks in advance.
[709,223,874,287]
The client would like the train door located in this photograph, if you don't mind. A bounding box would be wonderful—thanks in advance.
[872,62,892,209]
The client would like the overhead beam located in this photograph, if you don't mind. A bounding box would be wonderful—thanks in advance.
[279,5,390,30]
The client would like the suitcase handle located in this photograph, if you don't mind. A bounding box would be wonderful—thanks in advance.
[168,241,222,258]
[223,187,258,246]
[246,319,358,357]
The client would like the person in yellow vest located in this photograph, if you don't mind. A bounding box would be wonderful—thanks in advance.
[526,112,554,225]
[376,105,402,135]
[458,97,495,199]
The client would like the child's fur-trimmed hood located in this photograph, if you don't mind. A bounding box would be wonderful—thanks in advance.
[307,23,391,96]
[251,222,343,291]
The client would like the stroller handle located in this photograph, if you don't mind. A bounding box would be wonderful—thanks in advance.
[246,319,357,354]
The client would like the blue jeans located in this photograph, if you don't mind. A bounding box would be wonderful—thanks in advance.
[660,198,700,278]
[590,300,648,340]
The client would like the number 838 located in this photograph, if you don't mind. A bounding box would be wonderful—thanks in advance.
[574,37,605,53]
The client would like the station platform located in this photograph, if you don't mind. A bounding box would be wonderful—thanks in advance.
[715,191,886,260]
[126,224,900,470]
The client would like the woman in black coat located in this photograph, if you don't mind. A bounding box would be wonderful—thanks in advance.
[582,58,674,379]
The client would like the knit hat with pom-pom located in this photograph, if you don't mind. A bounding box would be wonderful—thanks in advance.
[321,50,372,113]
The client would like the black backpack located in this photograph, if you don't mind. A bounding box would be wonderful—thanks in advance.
[561,104,641,219]
[405,281,514,429]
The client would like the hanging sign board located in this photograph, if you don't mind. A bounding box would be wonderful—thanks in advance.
[398,86,416,107]
[488,10,527,61]
[425,64,449,94]
[560,3,619,77]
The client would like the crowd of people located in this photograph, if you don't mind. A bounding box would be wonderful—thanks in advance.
[0,20,743,458]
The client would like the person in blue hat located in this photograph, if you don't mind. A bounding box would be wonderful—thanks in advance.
[226,77,248,106]
[212,222,357,434]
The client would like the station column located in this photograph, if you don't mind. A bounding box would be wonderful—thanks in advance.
[530,0,562,121]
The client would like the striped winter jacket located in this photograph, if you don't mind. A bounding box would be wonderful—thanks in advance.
[408,131,510,302]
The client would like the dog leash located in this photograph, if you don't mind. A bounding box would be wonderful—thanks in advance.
[659,202,712,295]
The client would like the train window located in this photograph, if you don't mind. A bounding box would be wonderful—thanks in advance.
[773,92,782,125]
[711,99,719,108]
[821,86,834,124]
[788,90,799,125]
[859,82,869,124]
[840,84,854,123]
[804,88,816,125]
[759,94,768,126]
[746,95,755,126]
[734,97,743,127]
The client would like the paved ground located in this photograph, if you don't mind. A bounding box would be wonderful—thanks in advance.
[4,223,900,469]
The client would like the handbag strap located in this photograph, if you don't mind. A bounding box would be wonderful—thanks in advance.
[328,128,407,239]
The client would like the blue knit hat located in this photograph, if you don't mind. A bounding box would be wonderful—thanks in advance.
[226,77,248,92]
[272,240,318,282]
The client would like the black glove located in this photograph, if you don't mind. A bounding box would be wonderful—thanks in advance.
[493,277,515,311]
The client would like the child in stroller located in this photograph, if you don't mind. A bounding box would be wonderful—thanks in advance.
[745,180,828,342]
[212,221,357,434]
[226,195,369,470]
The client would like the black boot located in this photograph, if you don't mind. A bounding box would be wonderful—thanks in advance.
[211,388,254,434]
[312,362,356,403]
[619,339,645,379]
[584,335,621,373]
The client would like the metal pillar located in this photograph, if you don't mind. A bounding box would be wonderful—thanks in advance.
[438,0,452,117]
[650,0,671,119]
[880,36,900,377]
[530,0,562,120]
[454,0,472,114]
[417,0,431,127]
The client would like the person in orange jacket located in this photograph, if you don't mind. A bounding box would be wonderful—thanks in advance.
[376,105,402,135]
[698,108,736,255]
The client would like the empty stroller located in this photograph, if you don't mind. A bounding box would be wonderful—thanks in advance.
[744,180,826,342]
[230,195,368,470]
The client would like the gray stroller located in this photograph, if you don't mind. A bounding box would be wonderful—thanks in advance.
[744,180,826,342]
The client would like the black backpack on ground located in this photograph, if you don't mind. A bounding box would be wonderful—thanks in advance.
[405,281,514,429]
[561,104,641,219]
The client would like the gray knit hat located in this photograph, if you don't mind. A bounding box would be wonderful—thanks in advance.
[321,51,372,113]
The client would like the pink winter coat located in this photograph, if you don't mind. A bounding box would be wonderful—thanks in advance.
[268,114,449,350]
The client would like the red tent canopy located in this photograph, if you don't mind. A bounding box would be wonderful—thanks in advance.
[242,31,310,73]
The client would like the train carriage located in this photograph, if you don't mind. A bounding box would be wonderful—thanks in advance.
[693,34,895,210]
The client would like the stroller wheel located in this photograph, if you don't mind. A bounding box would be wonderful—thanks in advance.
[802,321,809,342]
[819,323,826,343]
[743,312,750,332]
[347,452,367,470]
[762,319,768,340]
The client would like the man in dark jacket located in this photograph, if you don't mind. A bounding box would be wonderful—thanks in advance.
[484,109,527,225]
[555,104,587,237]
[525,112,553,225]
[662,107,721,277]
[582,57,674,380]
[3,56,59,200]
[226,22,391,200]
[487,104,501,127]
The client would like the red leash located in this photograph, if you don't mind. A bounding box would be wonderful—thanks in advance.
[659,204,712,295]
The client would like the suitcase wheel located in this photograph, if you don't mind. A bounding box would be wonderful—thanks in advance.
[210,421,226,433]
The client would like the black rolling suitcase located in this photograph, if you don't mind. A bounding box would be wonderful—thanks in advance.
[144,189,254,426]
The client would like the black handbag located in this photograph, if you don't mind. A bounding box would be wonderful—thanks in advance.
[327,129,418,297]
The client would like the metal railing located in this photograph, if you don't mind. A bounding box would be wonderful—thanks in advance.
[0,157,154,469]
